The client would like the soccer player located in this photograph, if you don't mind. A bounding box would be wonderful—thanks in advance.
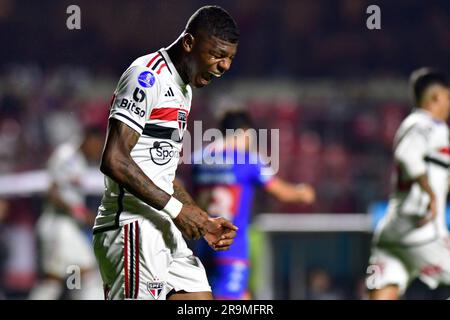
[92,6,239,300]
[191,110,316,299]
[366,68,450,300]
[29,126,104,300]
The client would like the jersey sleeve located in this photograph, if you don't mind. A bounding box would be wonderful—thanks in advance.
[47,151,73,187]
[394,125,429,179]
[48,156,64,185]
[249,153,276,187]
[109,65,160,135]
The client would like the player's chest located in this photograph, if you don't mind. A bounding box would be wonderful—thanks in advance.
[156,83,191,112]
[148,83,191,125]
[427,126,450,156]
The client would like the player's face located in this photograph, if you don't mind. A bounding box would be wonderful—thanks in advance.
[437,86,450,120]
[83,135,104,162]
[188,34,238,88]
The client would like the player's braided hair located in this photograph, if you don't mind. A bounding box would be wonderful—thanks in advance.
[185,5,239,43]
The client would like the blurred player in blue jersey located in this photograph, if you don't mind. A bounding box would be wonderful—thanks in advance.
[191,110,316,299]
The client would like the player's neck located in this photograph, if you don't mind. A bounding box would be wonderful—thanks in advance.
[166,40,190,85]
[419,105,445,121]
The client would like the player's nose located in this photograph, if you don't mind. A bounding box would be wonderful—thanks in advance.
[217,58,232,74]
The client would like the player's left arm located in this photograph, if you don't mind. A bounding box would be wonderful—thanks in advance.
[395,124,436,225]
[264,177,316,204]
[173,178,237,251]
[172,178,196,205]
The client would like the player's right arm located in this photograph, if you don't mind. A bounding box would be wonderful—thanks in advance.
[47,182,93,224]
[394,124,436,225]
[101,66,210,240]
[248,154,316,204]
[264,177,316,204]
[46,152,93,225]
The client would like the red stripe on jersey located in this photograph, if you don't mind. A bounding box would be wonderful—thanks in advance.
[439,147,450,155]
[149,108,189,121]
[156,63,167,74]
[134,221,140,299]
[124,224,129,299]
[146,54,161,68]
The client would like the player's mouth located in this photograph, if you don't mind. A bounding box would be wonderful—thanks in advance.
[200,71,222,86]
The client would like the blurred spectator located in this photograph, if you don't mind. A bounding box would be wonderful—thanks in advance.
[305,268,343,300]
[0,0,449,77]
[0,199,9,299]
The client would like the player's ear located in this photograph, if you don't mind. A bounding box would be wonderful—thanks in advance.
[182,33,195,53]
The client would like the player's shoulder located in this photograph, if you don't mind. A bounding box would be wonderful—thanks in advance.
[400,109,435,133]
[129,52,159,69]
[48,141,79,167]
[129,50,172,79]
[118,51,165,89]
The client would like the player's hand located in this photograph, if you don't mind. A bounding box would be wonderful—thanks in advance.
[417,195,437,227]
[71,205,95,226]
[174,204,209,240]
[203,217,238,251]
[297,183,316,204]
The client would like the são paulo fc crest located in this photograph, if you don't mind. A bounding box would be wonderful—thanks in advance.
[147,281,164,299]
[177,110,188,139]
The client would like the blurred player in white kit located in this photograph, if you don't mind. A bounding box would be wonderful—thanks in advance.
[366,68,450,299]
[29,126,104,300]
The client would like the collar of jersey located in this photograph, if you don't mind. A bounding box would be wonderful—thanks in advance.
[415,108,444,124]
[159,48,187,88]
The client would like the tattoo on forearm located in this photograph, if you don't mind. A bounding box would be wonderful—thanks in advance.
[105,119,172,211]
[173,182,196,205]
[115,158,170,210]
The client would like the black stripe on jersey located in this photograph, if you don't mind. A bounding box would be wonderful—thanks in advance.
[377,235,439,248]
[424,156,450,168]
[129,223,134,299]
[114,113,144,131]
[169,87,174,96]
[394,124,430,150]
[93,185,124,234]
[158,50,172,74]
[115,186,125,227]
[142,124,182,142]
[151,58,164,71]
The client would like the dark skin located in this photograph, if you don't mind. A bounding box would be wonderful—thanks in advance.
[173,179,237,250]
[101,119,237,247]
[101,30,238,300]
[167,31,237,88]
[101,31,238,243]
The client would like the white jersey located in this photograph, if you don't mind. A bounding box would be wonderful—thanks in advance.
[45,141,87,214]
[374,109,450,245]
[94,49,192,232]
[35,140,102,295]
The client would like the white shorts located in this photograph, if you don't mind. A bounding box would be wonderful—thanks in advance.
[36,212,97,278]
[92,216,211,300]
[366,237,450,295]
